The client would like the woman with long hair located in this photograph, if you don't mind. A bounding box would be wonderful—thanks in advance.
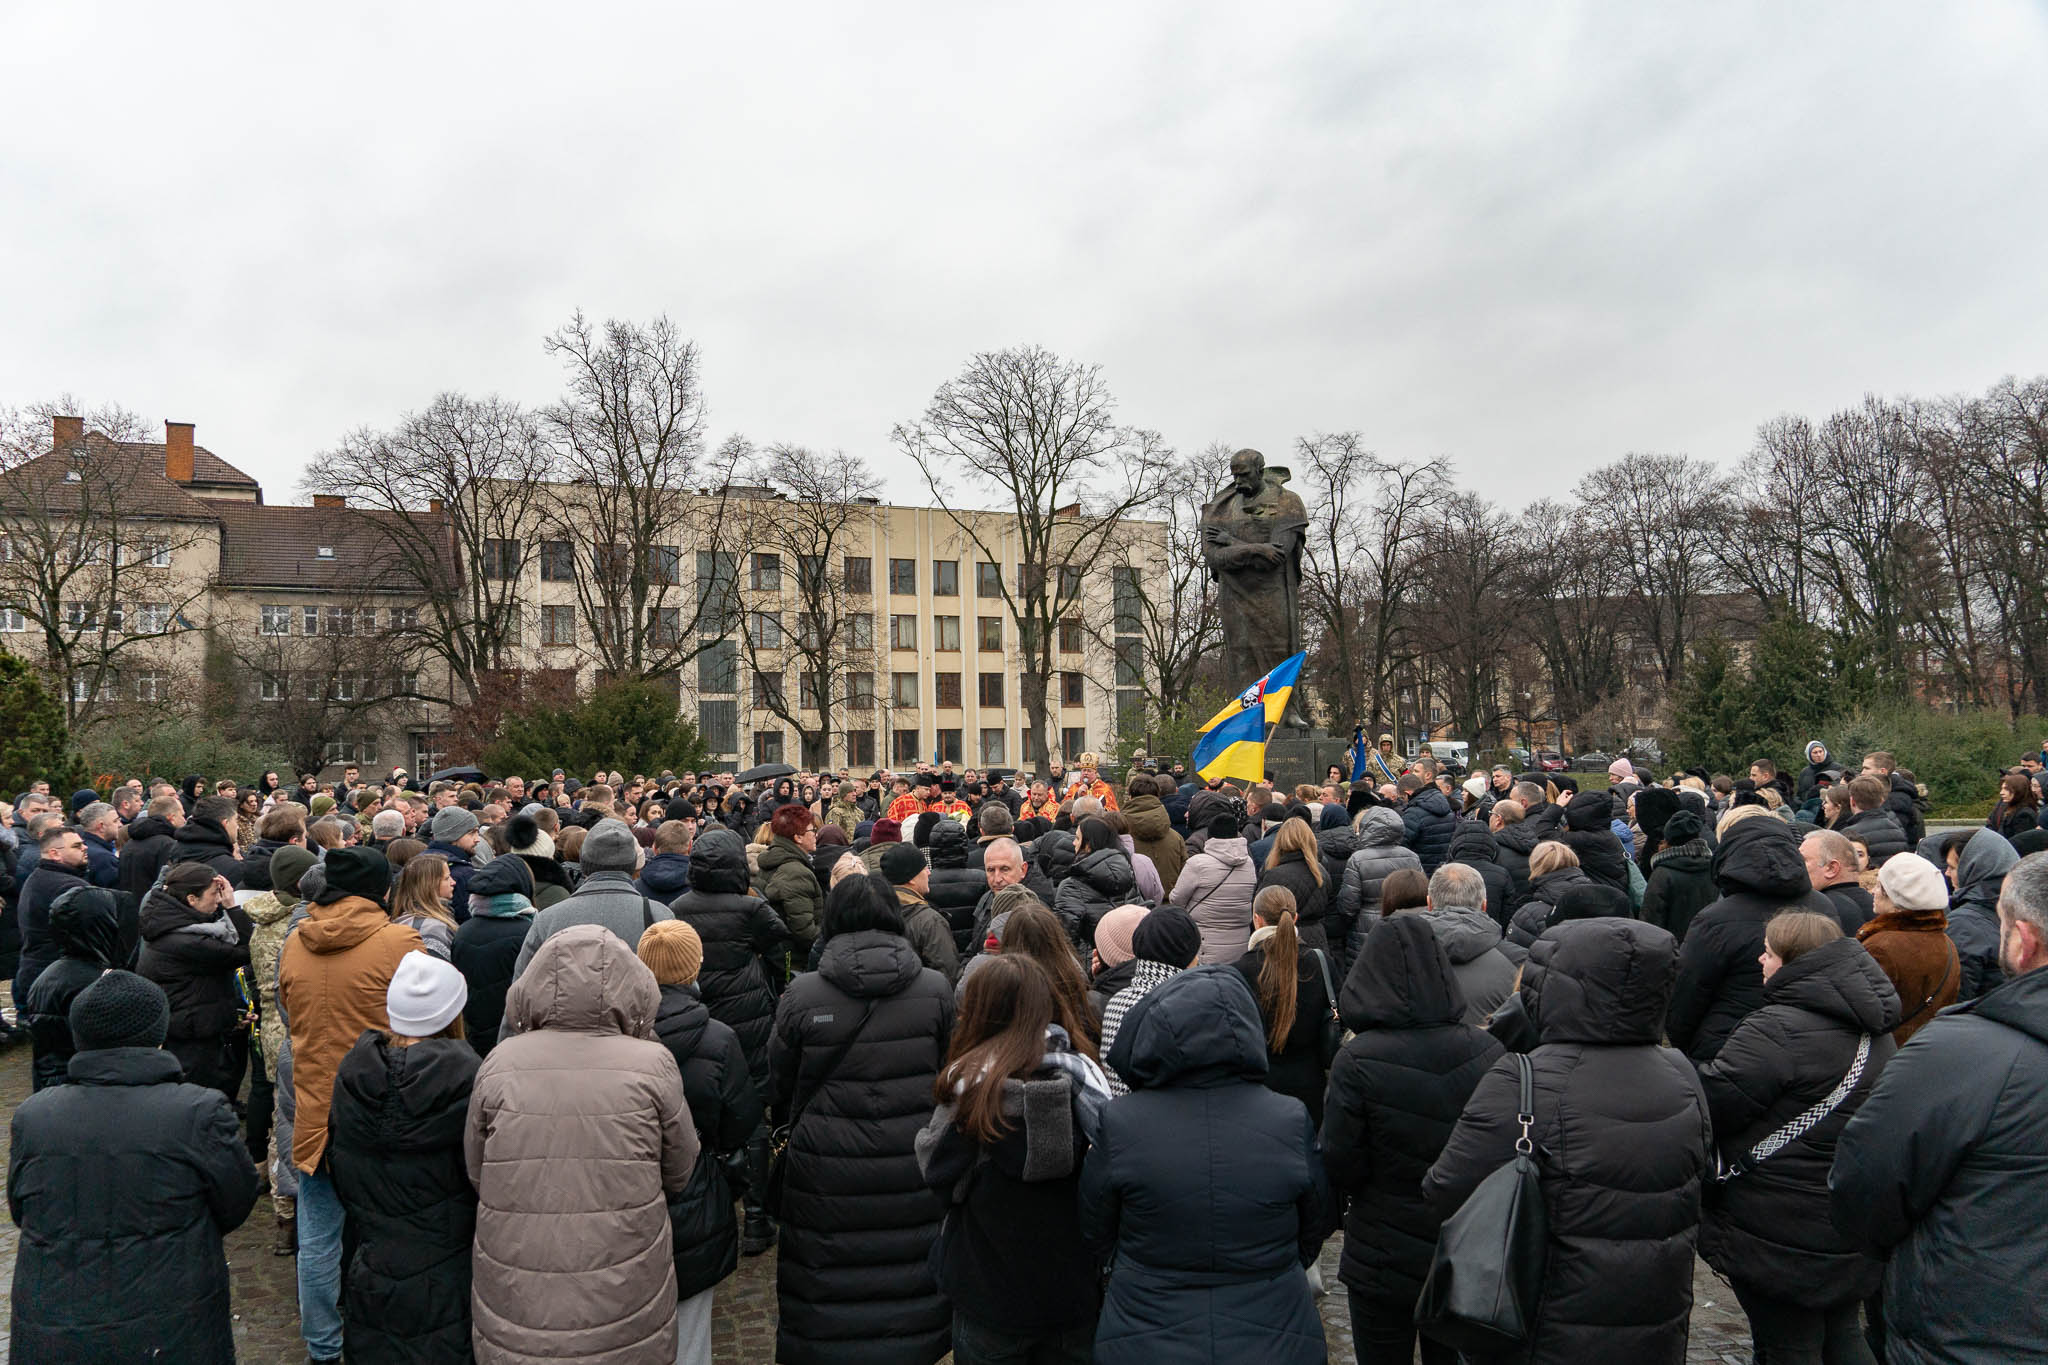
[1257,817,1330,955]
[134,861,250,1102]
[1053,817,1138,949]
[919,955,1110,1364]
[1990,770,2040,841]
[234,788,263,855]
[387,853,458,960]
[1233,886,1336,1125]
[992,903,1100,1056]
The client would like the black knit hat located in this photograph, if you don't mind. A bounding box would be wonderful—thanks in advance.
[880,841,928,886]
[1662,810,1704,848]
[1207,812,1240,841]
[69,970,171,1051]
[319,847,391,904]
[1132,906,1203,968]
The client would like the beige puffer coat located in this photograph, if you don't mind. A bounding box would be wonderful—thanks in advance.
[465,924,699,1365]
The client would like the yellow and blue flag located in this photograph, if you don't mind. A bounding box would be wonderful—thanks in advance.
[1192,652,1306,784]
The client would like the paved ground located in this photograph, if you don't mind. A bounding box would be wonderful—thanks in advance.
[0,1031,1758,1363]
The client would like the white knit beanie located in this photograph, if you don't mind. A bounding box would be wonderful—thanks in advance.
[386,951,468,1037]
[1878,853,1948,913]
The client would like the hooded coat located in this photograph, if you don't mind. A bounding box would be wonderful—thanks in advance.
[1123,793,1188,896]
[1885,771,1928,849]
[1334,807,1423,962]
[1831,964,2048,1365]
[1321,915,1503,1303]
[1507,864,1597,948]
[328,1032,481,1365]
[1560,789,1630,892]
[169,815,244,887]
[924,820,988,950]
[759,834,824,952]
[1493,802,1564,899]
[466,925,698,1365]
[634,850,692,903]
[116,812,179,902]
[13,858,90,1004]
[1631,788,1683,878]
[1080,967,1330,1365]
[1053,845,1139,949]
[1425,919,1712,1365]
[1423,904,1519,1026]
[7,1044,260,1365]
[770,929,954,1365]
[1640,839,1716,943]
[1400,786,1459,874]
[1948,827,2016,1002]
[667,828,789,1087]
[22,888,123,1091]
[1667,819,1837,1061]
[1172,833,1258,966]
[1444,821,1513,927]
[649,982,763,1300]
[1696,937,1899,1305]
[1795,743,1832,805]
[1856,904,1960,1046]
[135,883,250,1097]
[1838,807,1908,867]
[451,855,538,1058]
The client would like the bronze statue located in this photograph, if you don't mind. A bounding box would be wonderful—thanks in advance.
[1201,448,1308,728]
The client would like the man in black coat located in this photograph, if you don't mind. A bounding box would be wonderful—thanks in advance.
[1839,776,1909,867]
[8,971,259,1363]
[13,823,92,1006]
[1831,852,2048,1365]
[1801,829,1874,935]
[169,797,245,888]
[1398,776,1458,875]
[924,820,988,951]
[1859,752,1927,849]
[117,795,184,901]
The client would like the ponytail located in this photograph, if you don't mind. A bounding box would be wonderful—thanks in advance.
[1256,909,1300,1052]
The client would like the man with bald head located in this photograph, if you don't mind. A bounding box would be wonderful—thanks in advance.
[1803,829,1873,934]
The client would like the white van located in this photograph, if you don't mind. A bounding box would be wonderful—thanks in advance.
[1424,740,1470,771]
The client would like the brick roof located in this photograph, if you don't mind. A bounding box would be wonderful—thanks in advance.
[211,500,446,592]
[0,436,221,522]
[115,438,259,489]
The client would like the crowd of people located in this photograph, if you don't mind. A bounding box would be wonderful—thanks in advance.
[3,738,2047,1364]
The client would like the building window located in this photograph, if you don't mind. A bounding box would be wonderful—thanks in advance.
[540,604,576,646]
[889,614,918,651]
[1058,566,1083,600]
[143,540,172,568]
[1061,727,1087,763]
[891,671,919,708]
[650,545,682,585]
[934,672,962,708]
[388,605,419,633]
[978,672,1004,707]
[844,556,872,595]
[799,670,824,711]
[324,607,354,637]
[1117,689,1146,734]
[752,728,785,767]
[696,551,739,625]
[0,607,25,632]
[980,728,1006,765]
[326,737,380,765]
[649,606,682,646]
[1113,567,1144,633]
[1023,729,1046,768]
[261,673,286,702]
[538,540,574,581]
[1114,636,1143,686]
[331,674,358,702]
[699,699,738,754]
[888,558,916,595]
[481,539,520,580]
[848,612,874,652]
[797,554,826,594]
[260,604,291,636]
[134,602,169,634]
[133,670,166,703]
[932,560,958,596]
[64,601,93,630]
[413,733,448,774]
[846,729,876,768]
[935,729,962,765]
[934,615,960,651]
[892,728,921,765]
[699,639,738,692]
[795,612,823,651]
[753,671,785,711]
[751,553,781,592]
[976,561,1002,597]
[1058,618,1082,653]
[977,616,1002,651]
[747,611,783,649]
[1061,671,1084,707]
[303,605,321,636]
[847,673,876,709]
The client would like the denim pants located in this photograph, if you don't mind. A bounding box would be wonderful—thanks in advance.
[296,1168,345,1359]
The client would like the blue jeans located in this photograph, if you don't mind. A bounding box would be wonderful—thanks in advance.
[296,1168,345,1359]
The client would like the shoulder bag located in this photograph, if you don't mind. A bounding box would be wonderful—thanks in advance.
[1310,947,1347,1062]
[1715,1032,1873,1183]
[764,1001,876,1216]
[1414,1052,1548,1353]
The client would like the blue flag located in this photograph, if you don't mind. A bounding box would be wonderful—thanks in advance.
[1349,726,1369,783]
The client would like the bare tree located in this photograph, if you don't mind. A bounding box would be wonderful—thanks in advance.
[1414,492,1522,746]
[893,346,1170,766]
[308,393,552,706]
[1574,452,1733,685]
[539,312,741,686]
[1515,499,1627,739]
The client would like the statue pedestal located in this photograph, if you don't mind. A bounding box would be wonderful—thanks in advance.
[1263,731,1353,788]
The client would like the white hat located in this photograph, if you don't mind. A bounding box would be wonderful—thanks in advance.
[1463,775,1488,800]
[1878,853,1948,913]
[386,950,468,1037]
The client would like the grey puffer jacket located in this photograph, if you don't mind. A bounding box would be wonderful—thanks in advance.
[1424,904,1521,1026]
[1170,835,1257,967]
[1334,808,1422,968]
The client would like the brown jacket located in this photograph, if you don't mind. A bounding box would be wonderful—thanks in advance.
[279,896,420,1172]
[466,924,698,1365]
[1124,794,1189,897]
[1857,906,1961,1045]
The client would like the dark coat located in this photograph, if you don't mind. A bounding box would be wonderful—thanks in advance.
[1444,821,1513,926]
[169,816,244,887]
[1507,864,1597,948]
[1400,787,1459,874]
[924,821,988,950]
[1885,772,1928,849]
[1697,938,1899,1303]
[1052,846,1138,948]
[1253,848,1332,957]
[22,888,123,1091]
[1838,807,1908,867]
[1831,965,2048,1365]
[1818,879,1874,936]
[79,829,120,889]
[449,856,536,1059]
[8,1046,260,1365]
[327,1032,481,1365]
[1425,919,1712,1365]
[1080,967,1330,1365]
[770,929,954,1365]
[422,840,476,922]
[1321,914,1502,1301]
[1231,939,1335,1124]
[13,859,89,1003]
[758,835,824,951]
[1640,840,1716,943]
[116,813,179,901]
[1949,828,2017,1002]
[651,983,763,1299]
[634,850,693,902]
[667,828,789,1086]
[1561,790,1630,892]
[1493,802,1564,899]
[135,884,250,1096]
[1667,819,1837,1061]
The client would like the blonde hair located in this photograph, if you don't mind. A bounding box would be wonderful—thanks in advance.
[1264,817,1324,886]
[1250,888,1299,1051]
[1717,803,1774,839]
[829,851,865,888]
[1528,841,1580,879]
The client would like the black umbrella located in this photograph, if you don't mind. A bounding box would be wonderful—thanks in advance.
[734,761,798,785]
[428,765,489,785]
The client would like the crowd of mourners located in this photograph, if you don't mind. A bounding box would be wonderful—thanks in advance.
[3,736,2047,1365]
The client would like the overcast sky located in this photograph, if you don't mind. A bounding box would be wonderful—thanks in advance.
[4,3,2045,510]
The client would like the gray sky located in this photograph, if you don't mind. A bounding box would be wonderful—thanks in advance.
[5,3,2045,510]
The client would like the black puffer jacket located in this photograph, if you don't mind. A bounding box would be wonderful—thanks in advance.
[1425,919,1712,1365]
[1697,937,1900,1304]
[1494,802,1564,899]
[770,929,954,1365]
[1322,914,1502,1301]
[1080,967,1330,1365]
[667,828,789,1086]
[7,1045,260,1364]
[1031,827,1077,888]
[1561,789,1630,892]
[1400,787,1459,874]
[1831,965,2048,1365]
[1668,819,1837,1061]
[1507,865,1597,948]
[651,983,764,1300]
[23,888,124,1091]
[1052,846,1138,948]
[1640,840,1716,943]
[1254,849,1331,956]
[169,816,244,886]
[1839,807,1908,867]
[924,821,988,950]
[13,859,89,1004]
[327,1032,480,1365]
[1885,772,1928,849]
[134,885,249,1095]
[1445,822,1513,927]
[450,856,536,1058]
[116,813,179,901]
